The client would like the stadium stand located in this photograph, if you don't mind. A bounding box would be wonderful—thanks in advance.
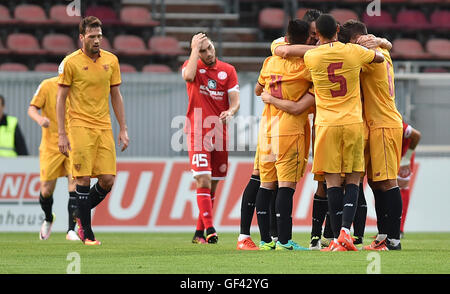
[120,6,159,27]
[42,34,76,55]
[119,63,138,73]
[391,38,433,59]
[49,4,81,25]
[142,64,173,73]
[34,62,59,72]
[113,34,153,56]
[14,4,54,25]
[0,62,28,71]
[7,33,46,55]
[148,36,185,56]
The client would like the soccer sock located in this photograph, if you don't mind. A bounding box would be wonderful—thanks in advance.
[311,194,328,238]
[90,182,110,209]
[255,187,274,243]
[353,183,367,238]
[373,189,388,236]
[327,186,344,239]
[275,187,295,245]
[400,188,410,233]
[196,187,214,230]
[39,193,53,222]
[68,191,77,231]
[269,187,278,240]
[323,212,333,239]
[341,184,359,230]
[76,184,94,240]
[239,175,260,235]
[384,187,403,240]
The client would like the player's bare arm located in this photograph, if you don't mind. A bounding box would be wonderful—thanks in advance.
[110,85,129,152]
[372,49,385,63]
[56,85,70,157]
[261,90,315,115]
[254,82,264,96]
[357,34,392,51]
[219,90,240,123]
[28,105,50,128]
[274,44,316,58]
[182,33,207,82]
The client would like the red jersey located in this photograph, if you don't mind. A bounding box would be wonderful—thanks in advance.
[182,58,239,136]
[401,121,413,157]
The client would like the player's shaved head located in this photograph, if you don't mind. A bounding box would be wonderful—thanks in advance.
[315,14,338,40]
[339,20,368,43]
[286,19,310,45]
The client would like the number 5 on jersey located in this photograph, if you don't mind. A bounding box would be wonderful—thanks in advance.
[192,153,208,167]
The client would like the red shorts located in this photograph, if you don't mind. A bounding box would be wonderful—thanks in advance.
[187,132,228,180]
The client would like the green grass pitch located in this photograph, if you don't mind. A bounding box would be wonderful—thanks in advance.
[0,232,449,274]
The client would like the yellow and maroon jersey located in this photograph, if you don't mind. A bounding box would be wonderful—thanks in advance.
[30,76,68,152]
[58,49,121,129]
[361,47,402,129]
[304,41,376,126]
[258,55,312,137]
[270,36,288,56]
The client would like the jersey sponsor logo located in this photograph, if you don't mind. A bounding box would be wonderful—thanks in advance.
[199,85,224,101]
[218,71,227,80]
[208,79,217,89]
[199,69,206,74]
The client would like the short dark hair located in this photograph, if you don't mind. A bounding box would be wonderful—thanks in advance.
[0,95,4,106]
[286,19,310,45]
[315,14,338,40]
[302,9,322,23]
[190,32,212,49]
[338,19,368,43]
[79,16,102,35]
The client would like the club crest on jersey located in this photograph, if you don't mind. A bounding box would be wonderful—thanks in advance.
[218,71,227,80]
[103,64,110,71]
[208,79,217,89]
[199,69,206,74]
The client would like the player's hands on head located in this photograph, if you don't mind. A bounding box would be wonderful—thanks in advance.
[118,129,129,152]
[191,33,207,53]
[39,117,50,128]
[58,133,71,157]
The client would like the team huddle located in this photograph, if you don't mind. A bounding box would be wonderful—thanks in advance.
[28,12,419,250]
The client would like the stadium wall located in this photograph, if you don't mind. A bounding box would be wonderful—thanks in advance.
[0,157,449,233]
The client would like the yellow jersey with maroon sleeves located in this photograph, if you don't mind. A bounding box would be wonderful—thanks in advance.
[58,49,121,130]
[257,55,312,137]
[304,42,376,126]
[30,76,68,153]
[361,47,402,129]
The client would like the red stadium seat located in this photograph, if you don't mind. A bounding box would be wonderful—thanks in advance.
[426,38,450,59]
[430,10,450,30]
[42,34,76,55]
[0,39,10,54]
[259,8,285,29]
[396,10,432,30]
[34,63,59,72]
[7,33,47,55]
[119,63,137,73]
[14,4,54,25]
[85,6,120,25]
[148,36,184,56]
[391,38,432,59]
[296,8,313,20]
[113,35,152,56]
[409,0,443,3]
[0,63,28,72]
[330,9,359,24]
[50,4,81,25]
[120,6,159,27]
[142,64,172,73]
[423,67,448,73]
[362,10,397,30]
[0,4,16,24]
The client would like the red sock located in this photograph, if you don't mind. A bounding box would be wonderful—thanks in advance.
[400,188,410,232]
[196,187,213,229]
[195,191,215,231]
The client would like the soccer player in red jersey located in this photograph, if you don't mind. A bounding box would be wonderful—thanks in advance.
[182,33,240,244]
[398,121,421,238]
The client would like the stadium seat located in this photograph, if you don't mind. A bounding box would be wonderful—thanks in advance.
[142,64,172,73]
[85,6,121,25]
[423,67,448,73]
[362,10,397,30]
[330,9,359,24]
[120,6,159,27]
[0,4,16,24]
[14,4,54,25]
[113,35,152,55]
[426,39,450,59]
[296,8,312,20]
[34,63,59,72]
[42,34,76,55]
[49,4,81,25]
[430,10,450,30]
[119,63,137,73]
[6,33,47,55]
[409,0,443,3]
[148,36,185,56]
[0,39,10,54]
[391,39,432,59]
[259,8,285,29]
[0,63,28,71]
[77,36,113,52]
[396,10,432,30]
